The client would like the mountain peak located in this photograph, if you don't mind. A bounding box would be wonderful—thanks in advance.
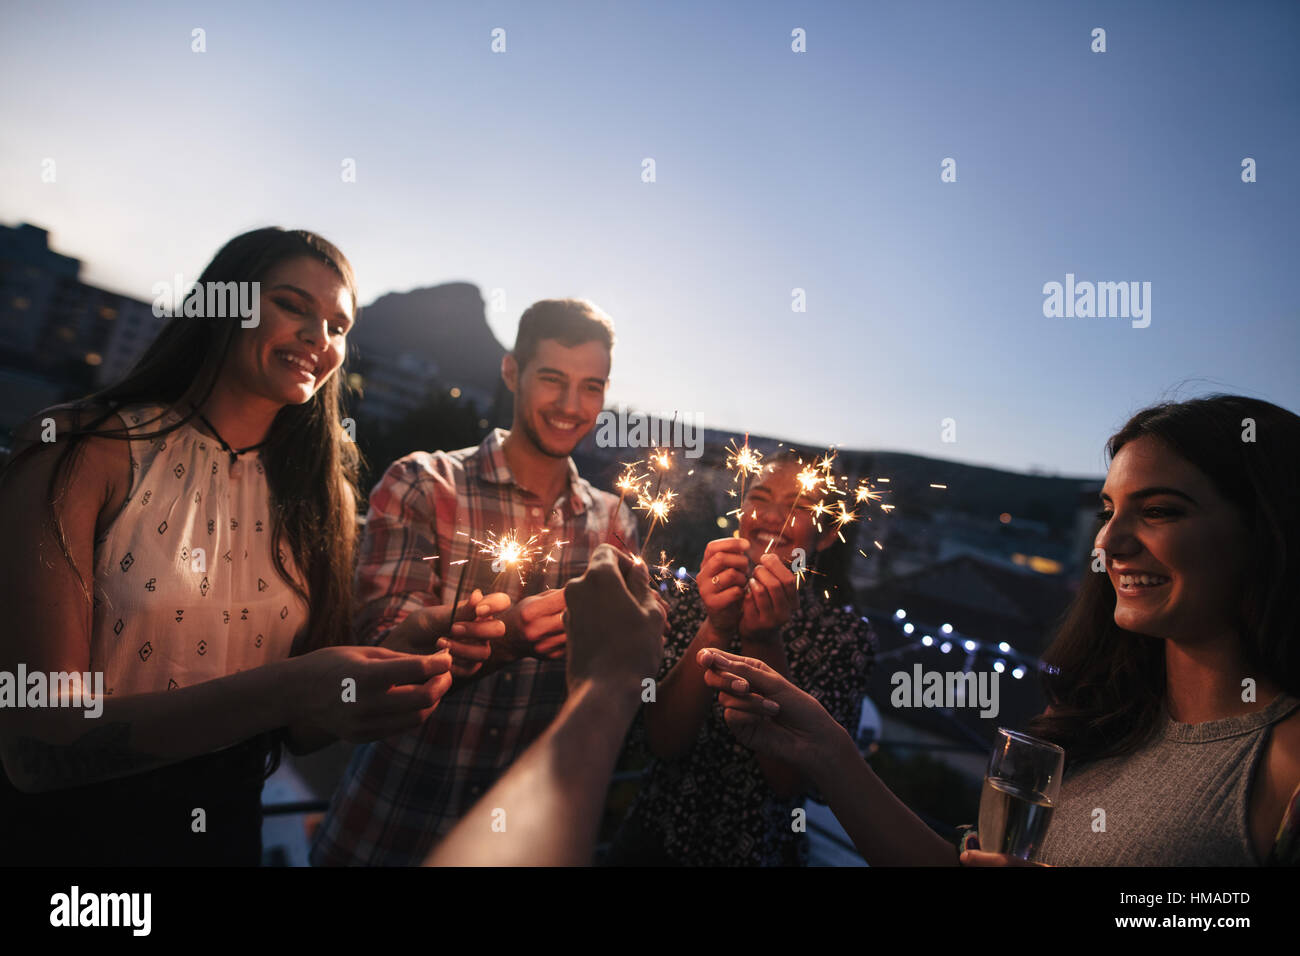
[350,282,507,397]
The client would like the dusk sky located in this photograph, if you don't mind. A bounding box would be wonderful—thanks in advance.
[2,0,1296,476]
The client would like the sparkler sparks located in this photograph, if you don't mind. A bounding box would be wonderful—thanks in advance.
[764,459,831,554]
[606,460,648,546]
[524,532,569,593]
[651,550,694,593]
[757,448,899,565]
[616,462,647,495]
[432,528,552,611]
[476,529,548,588]
[831,499,858,540]
[636,486,677,555]
[725,435,764,530]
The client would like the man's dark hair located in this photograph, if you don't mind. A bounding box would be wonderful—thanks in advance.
[512,298,614,372]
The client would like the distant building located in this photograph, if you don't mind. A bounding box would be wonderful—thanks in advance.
[349,350,443,424]
[861,552,1075,662]
[857,553,1075,785]
[0,223,164,432]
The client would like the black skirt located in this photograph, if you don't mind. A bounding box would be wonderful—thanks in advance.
[0,734,273,867]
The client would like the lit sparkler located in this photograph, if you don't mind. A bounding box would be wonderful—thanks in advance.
[764,459,829,554]
[651,550,694,593]
[606,460,648,546]
[725,435,763,533]
[523,531,569,594]
[428,528,549,614]
[478,529,547,590]
[636,486,676,557]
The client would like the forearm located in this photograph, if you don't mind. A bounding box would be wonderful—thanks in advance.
[428,678,639,866]
[644,620,732,758]
[1,657,301,792]
[284,719,336,755]
[815,729,959,866]
[739,632,805,798]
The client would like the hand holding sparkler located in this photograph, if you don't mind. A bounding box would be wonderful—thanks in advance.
[436,589,512,678]
[563,544,666,696]
[500,588,568,661]
[697,537,752,634]
[381,588,512,680]
[737,552,799,643]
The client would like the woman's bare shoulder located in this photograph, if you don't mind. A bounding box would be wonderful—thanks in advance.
[5,403,135,511]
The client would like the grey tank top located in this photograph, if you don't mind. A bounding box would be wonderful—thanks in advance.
[1038,692,1300,866]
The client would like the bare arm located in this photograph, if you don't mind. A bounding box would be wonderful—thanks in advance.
[0,417,450,792]
[738,631,805,798]
[813,724,959,865]
[643,617,731,759]
[644,537,751,758]
[427,678,639,865]
[428,545,665,866]
[701,648,958,865]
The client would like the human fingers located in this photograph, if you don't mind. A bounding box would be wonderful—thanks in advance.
[703,537,750,559]
[608,546,646,584]
[452,589,484,623]
[701,551,750,580]
[525,611,566,641]
[450,618,507,642]
[706,586,745,609]
[759,553,798,606]
[701,664,754,695]
[746,573,777,620]
[534,632,567,655]
[368,668,452,715]
[435,636,493,663]
[751,564,789,619]
[695,648,785,695]
[704,568,748,593]
[718,690,779,715]
[359,650,450,690]
[520,588,567,623]
[474,591,511,618]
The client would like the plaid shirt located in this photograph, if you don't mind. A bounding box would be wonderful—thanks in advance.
[310,428,637,866]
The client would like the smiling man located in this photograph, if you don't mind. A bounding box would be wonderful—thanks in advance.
[311,298,639,866]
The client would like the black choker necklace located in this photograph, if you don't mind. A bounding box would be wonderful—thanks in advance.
[193,409,268,465]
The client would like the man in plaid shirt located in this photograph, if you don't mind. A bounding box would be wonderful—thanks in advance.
[311,299,638,865]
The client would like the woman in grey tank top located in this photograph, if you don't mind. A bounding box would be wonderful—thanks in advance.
[695,395,1300,866]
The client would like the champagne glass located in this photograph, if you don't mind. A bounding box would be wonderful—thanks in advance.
[977,728,1065,862]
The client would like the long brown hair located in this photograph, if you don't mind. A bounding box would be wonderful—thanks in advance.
[1028,395,1300,767]
[3,227,364,654]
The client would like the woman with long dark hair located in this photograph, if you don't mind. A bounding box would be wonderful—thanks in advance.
[695,395,1300,865]
[607,448,875,865]
[0,228,472,865]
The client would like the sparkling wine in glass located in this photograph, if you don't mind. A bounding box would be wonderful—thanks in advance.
[977,728,1065,862]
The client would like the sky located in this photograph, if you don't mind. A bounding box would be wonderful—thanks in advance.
[2,0,1297,477]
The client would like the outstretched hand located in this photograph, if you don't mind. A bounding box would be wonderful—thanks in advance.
[563,544,666,695]
[382,589,511,679]
[695,647,840,774]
